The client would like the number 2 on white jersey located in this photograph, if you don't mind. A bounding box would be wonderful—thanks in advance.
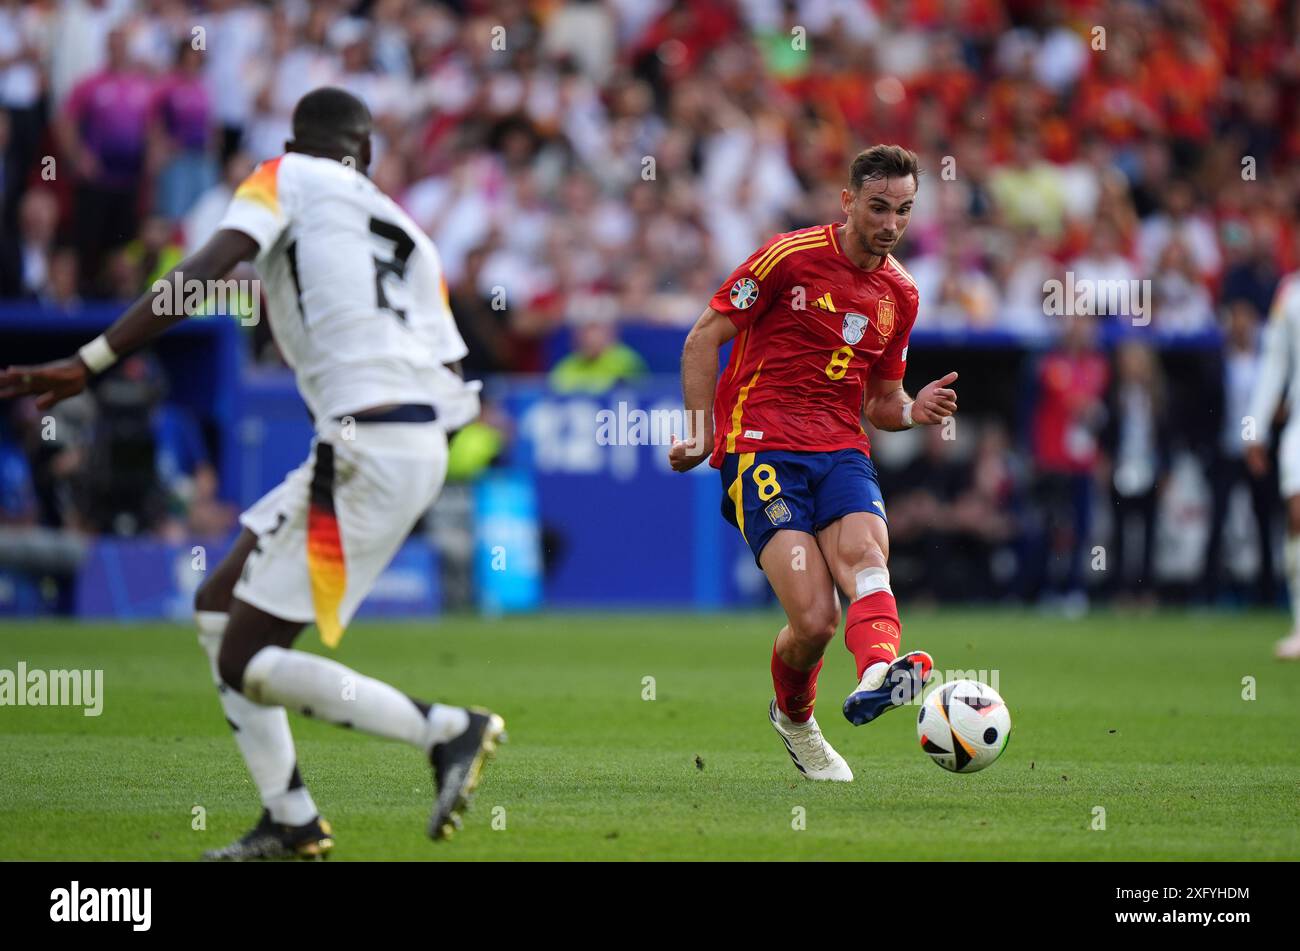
[369,217,416,323]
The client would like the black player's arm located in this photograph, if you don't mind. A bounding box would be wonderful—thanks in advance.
[0,229,260,410]
[97,228,260,355]
[669,306,739,472]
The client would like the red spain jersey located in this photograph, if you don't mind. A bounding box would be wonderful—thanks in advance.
[708,223,920,468]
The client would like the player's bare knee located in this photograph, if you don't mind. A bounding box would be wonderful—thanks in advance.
[840,537,887,579]
[790,605,838,647]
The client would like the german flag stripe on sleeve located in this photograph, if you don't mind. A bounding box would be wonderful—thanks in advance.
[234,157,282,214]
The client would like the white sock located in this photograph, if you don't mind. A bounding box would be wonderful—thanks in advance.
[772,702,813,731]
[196,612,318,826]
[241,646,468,752]
[1286,537,1300,628]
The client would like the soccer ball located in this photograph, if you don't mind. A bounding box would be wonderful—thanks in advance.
[916,679,1011,773]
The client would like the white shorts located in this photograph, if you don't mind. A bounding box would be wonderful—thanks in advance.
[234,419,448,646]
[1281,421,1300,499]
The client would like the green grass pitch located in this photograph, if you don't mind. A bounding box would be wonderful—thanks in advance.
[2,609,1298,860]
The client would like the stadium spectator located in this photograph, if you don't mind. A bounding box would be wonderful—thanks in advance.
[991,230,1055,337]
[182,150,252,254]
[451,244,518,379]
[1149,238,1216,335]
[446,397,510,483]
[79,353,166,536]
[13,389,95,531]
[0,0,45,227]
[1202,300,1276,604]
[199,0,269,161]
[41,245,83,311]
[878,418,966,603]
[1219,221,1280,321]
[151,38,216,220]
[549,318,647,394]
[152,400,233,540]
[909,230,1000,329]
[1101,340,1170,605]
[1027,317,1109,614]
[242,4,340,163]
[56,26,154,296]
[47,0,124,107]
[988,132,1069,240]
[1136,179,1221,280]
[1067,219,1142,319]
[115,215,184,296]
[0,406,36,526]
[0,188,59,299]
[881,419,1020,602]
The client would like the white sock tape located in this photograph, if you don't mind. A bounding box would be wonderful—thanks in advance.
[77,335,118,374]
[855,566,892,599]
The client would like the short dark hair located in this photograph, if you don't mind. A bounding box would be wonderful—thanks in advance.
[848,145,921,192]
[291,87,371,143]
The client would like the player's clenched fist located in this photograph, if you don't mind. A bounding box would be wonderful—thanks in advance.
[668,434,710,472]
[910,370,959,424]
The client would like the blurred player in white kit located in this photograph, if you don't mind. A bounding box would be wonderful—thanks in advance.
[0,88,505,858]
[1246,272,1300,660]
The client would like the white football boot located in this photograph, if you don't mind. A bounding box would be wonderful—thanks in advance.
[1276,629,1300,661]
[769,700,853,781]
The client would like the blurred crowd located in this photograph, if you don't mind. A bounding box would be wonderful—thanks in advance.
[1,0,1298,607]
[872,314,1273,611]
[3,0,1297,343]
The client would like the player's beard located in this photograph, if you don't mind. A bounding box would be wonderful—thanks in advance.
[872,233,898,255]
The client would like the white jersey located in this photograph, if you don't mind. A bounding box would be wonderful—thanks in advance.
[1247,272,1300,438]
[217,152,476,426]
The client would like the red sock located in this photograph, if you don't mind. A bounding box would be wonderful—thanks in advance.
[771,646,822,723]
[844,591,901,678]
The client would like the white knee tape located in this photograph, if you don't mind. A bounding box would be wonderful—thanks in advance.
[855,567,892,600]
[195,611,227,663]
[241,645,287,705]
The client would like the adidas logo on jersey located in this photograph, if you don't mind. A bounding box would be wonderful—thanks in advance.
[813,293,835,312]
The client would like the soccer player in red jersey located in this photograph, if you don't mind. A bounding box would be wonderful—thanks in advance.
[669,146,959,781]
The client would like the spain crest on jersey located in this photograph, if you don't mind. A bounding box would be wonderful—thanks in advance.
[731,277,759,309]
[842,312,868,345]
[876,297,896,336]
[764,497,792,526]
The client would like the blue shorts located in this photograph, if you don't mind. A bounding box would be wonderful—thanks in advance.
[719,448,887,564]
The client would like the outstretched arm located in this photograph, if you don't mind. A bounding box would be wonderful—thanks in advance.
[0,229,259,410]
[669,306,738,472]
